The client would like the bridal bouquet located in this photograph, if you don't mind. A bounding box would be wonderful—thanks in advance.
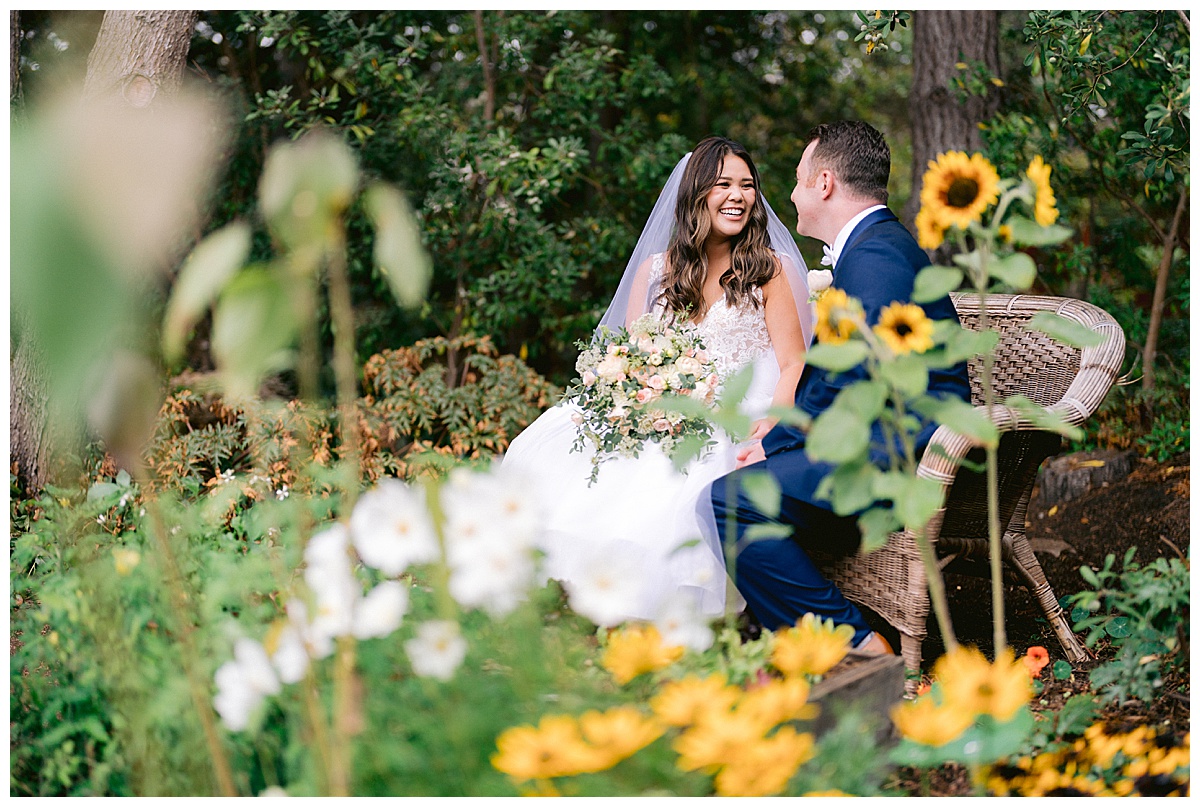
[565,312,719,484]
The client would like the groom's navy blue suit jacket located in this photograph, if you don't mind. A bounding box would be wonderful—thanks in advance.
[760,207,972,511]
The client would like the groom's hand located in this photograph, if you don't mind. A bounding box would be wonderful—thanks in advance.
[736,440,766,468]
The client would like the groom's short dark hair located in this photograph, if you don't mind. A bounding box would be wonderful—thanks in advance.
[806,120,890,204]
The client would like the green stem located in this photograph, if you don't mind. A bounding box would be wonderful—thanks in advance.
[144,499,238,796]
[325,225,363,795]
[973,246,1006,655]
[723,472,738,624]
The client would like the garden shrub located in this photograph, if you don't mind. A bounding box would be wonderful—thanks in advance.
[143,338,558,500]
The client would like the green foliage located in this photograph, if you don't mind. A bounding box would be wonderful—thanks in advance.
[1069,547,1190,706]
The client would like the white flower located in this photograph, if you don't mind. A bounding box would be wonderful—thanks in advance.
[267,621,310,685]
[275,485,289,501]
[653,594,715,652]
[440,466,542,615]
[258,786,289,797]
[808,268,833,292]
[352,580,409,640]
[675,355,703,376]
[405,620,468,681]
[349,479,440,575]
[303,525,358,646]
[448,539,535,616]
[595,354,628,381]
[562,546,649,627]
[213,637,281,732]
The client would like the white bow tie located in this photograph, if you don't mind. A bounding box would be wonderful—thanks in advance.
[820,245,835,267]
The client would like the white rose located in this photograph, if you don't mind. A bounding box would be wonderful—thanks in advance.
[675,356,702,376]
[596,355,628,381]
[808,269,833,292]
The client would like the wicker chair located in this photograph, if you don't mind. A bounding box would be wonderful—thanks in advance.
[812,293,1126,688]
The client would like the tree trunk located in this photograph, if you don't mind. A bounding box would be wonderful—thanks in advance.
[11,11,198,494]
[10,11,21,107]
[82,10,197,108]
[1141,190,1189,394]
[905,11,1001,235]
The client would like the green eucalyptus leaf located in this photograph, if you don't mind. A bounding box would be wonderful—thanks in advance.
[363,182,432,308]
[987,251,1037,290]
[745,522,793,543]
[1025,311,1107,348]
[806,407,869,464]
[806,341,871,372]
[718,364,756,410]
[912,265,964,303]
[162,221,252,364]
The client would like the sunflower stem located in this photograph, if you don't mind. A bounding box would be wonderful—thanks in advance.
[972,243,1006,656]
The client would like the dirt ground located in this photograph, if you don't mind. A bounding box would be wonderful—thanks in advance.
[895,450,1191,795]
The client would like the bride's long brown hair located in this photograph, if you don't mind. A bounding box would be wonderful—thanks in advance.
[658,136,778,320]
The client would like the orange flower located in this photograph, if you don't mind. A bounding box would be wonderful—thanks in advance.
[1022,646,1050,678]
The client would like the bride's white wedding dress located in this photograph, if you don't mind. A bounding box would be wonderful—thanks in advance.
[501,253,781,622]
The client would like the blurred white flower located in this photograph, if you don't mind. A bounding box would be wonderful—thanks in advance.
[267,620,309,684]
[213,637,281,732]
[562,546,648,628]
[275,485,289,501]
[350,478,440,575]
[258,786,289,797]
[352,580,409,640]
[653,593,715,652]
[440,466,543,615]
[303,525,358,646]
[405,620,468,681]
[447,539,535,617]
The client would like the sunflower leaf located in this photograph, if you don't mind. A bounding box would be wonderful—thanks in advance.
[806,407,869,464]
[857,506,900,552]
[1025,311,1107,348]
[1006,214,1073,247]
[987,251,1037,290]
[805,341,871,372]
[912,265,964,303]
[877,354,929,399]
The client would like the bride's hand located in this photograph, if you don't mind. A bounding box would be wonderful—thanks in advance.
[748,417,775,442]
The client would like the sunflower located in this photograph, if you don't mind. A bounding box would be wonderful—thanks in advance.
[1026,155,1059,226]
[919,151,1000,231]
[813,287,862,344]
[873,302,935,354]
[915,205,946,250]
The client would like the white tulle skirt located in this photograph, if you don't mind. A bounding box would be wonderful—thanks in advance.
[500,353,779,623]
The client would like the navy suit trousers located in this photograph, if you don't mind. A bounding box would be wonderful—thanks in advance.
[709,451,873,644]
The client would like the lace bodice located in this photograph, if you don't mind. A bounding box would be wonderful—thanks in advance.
[647,253,773,378]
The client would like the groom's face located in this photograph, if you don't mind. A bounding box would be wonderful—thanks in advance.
[790,141,820,240]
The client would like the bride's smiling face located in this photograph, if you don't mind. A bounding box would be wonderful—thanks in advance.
[704,155,756,242]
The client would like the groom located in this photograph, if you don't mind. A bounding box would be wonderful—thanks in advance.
[711,120,971,654]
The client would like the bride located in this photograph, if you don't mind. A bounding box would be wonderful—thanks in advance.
[502,136,812,624]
